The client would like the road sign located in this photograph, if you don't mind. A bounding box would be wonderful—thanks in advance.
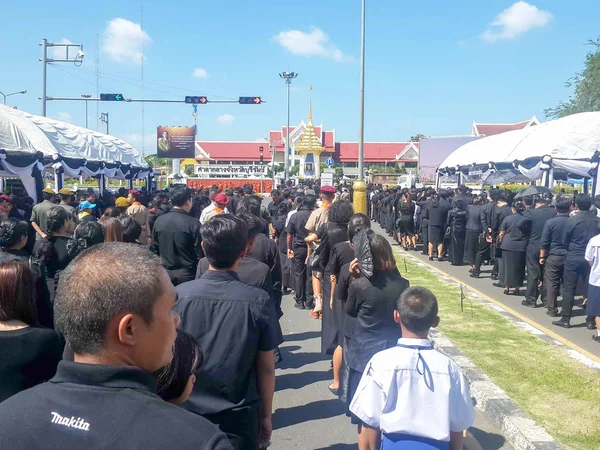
[100,93,124,101]
[185,96,207,104]
[239,97,262,104]
[325,157,334,167]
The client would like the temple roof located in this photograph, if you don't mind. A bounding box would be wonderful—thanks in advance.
[295,86,325,155]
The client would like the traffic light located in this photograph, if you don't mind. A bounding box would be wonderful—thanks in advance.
[100,93,124,101]
[185,96,208,104]
[239,97,262,104]
[259,146,264,165]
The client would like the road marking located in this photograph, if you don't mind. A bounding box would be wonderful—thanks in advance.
[398,249,600,365]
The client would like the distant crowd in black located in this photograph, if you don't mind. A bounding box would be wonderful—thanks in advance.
[369,185,600,333]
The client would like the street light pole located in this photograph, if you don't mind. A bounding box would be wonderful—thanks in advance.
[279,72,298,181]
[353,0,367,214]
[82,94,92,128]
[0,90,27,106]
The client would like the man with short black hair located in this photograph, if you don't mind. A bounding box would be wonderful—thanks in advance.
[522,193,556,307]
[540,195,572,316]
[554,194,600,328]
[150,186,204,285]
[0,243,231,450]
[176,216,281,450]
[287,195,317,309]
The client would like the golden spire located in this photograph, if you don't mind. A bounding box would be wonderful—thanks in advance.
[296,84,324,157]
[308,85,313,124]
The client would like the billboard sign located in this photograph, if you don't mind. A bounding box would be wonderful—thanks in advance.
[194,164,267,178]
[157,126,195,158]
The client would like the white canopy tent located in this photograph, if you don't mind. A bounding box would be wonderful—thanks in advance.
[0,104,151,200]
[436,112,600,194]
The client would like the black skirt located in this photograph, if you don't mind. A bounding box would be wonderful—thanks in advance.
[428,225,444,245]
[464,230,480,265]
[502,250,526,287]
[399,216,415,237]
[321,270,339,355]
[279,251,293,289]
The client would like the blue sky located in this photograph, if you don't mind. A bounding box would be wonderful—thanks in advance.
[1,0,598,155]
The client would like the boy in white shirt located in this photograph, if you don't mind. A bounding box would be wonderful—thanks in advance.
[350,286,475,450]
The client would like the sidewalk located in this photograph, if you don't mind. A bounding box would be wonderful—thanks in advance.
[271,291,513,450]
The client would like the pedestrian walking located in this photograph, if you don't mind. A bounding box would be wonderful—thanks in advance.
[498,201,531,296]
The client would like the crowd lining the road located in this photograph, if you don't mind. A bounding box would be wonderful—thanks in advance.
[0,181,482,449]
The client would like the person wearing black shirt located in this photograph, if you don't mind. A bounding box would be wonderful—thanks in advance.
[540,195,572,316]
[498,203,531,295]
[345,231,409,425]
[492,195,513,286]
[423,192,451,261]
[446,197,468,266]
[554,194,600,328]
[286,195,317,309]
[273,202,293,293]
[150,186,204,286]
[32,207,74,302]
[465,196,483,269]
[0,243,231,450]
[0,259,62,403]
[522,194,556,307]
[418,191,432,255]
[472,190,499,279]
[175,216,282,450]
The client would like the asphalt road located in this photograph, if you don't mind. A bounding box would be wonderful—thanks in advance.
[387,230,600,360]
[271,291,513,450]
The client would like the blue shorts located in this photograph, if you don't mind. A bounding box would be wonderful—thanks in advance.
[381,434,450,450]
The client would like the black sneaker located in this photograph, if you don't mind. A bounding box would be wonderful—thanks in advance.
[593,335,600,343]
[469,273,480,279]
[492,282,504,288]
[552,318,571,329]
[586,322,597,330]
[294,302,306,310]
[546,309,559,317]
[305,301,315,310]
[521,300,538,308]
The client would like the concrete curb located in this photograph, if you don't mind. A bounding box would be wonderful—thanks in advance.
[392,248,564,450]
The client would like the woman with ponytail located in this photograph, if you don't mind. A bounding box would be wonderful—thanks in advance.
[66,222,105,260]
[32,207,74,302]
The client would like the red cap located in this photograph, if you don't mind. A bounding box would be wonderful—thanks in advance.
[128,189,140,196]
[0,194,11,203]
[214,193,230,206]
[320,185,337,194]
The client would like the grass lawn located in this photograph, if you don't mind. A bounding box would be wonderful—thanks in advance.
[396,254,600,450]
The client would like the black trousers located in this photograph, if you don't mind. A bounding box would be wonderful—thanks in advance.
[166,267,196,286]
[421,219,429,254]
[204,405,259,450]
[544,255,564,311]
[293,246,309,304]
[525,247,545,304]
[473,237,492,275]
[562,256,590,319]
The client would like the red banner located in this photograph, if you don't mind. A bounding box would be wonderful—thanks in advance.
[187,178,273,193]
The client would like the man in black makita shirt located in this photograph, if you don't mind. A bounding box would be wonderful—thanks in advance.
[522,194,556,307]
[150,186,204,286]
[554,194,600,328]
[286,194,317,309]
[0,243,231,450]
[540,195,571,315]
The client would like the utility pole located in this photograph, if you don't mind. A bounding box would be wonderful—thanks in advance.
[353,0,367,214]
[279,72,298,181]
[40,38,85,117]
[99,112,109,134]
[81,94,92,128]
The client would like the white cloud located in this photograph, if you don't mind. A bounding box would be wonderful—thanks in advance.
[50,38,75,59]
[216,114,235,126]
[482,1,552,42]
[55,112,72,123]
[101,18,151,64]
[119,133,157,152]
[193,68,208,78]
[274,27,351,62]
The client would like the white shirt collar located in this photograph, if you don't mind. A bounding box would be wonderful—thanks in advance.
[396,338,432,347]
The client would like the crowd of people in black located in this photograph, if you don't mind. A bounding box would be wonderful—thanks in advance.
[0,180,477,450]
[369,184,600,334]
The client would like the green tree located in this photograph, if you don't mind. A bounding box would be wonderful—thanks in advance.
[290,163,300,176]
[145,154,171,167]
[267,165,285,178]
[545,38,600,118]
[183,165,195,177]
[335,167,344,179]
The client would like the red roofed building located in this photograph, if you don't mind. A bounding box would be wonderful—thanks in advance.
[471,115,539,137]
[192,90,418,179]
